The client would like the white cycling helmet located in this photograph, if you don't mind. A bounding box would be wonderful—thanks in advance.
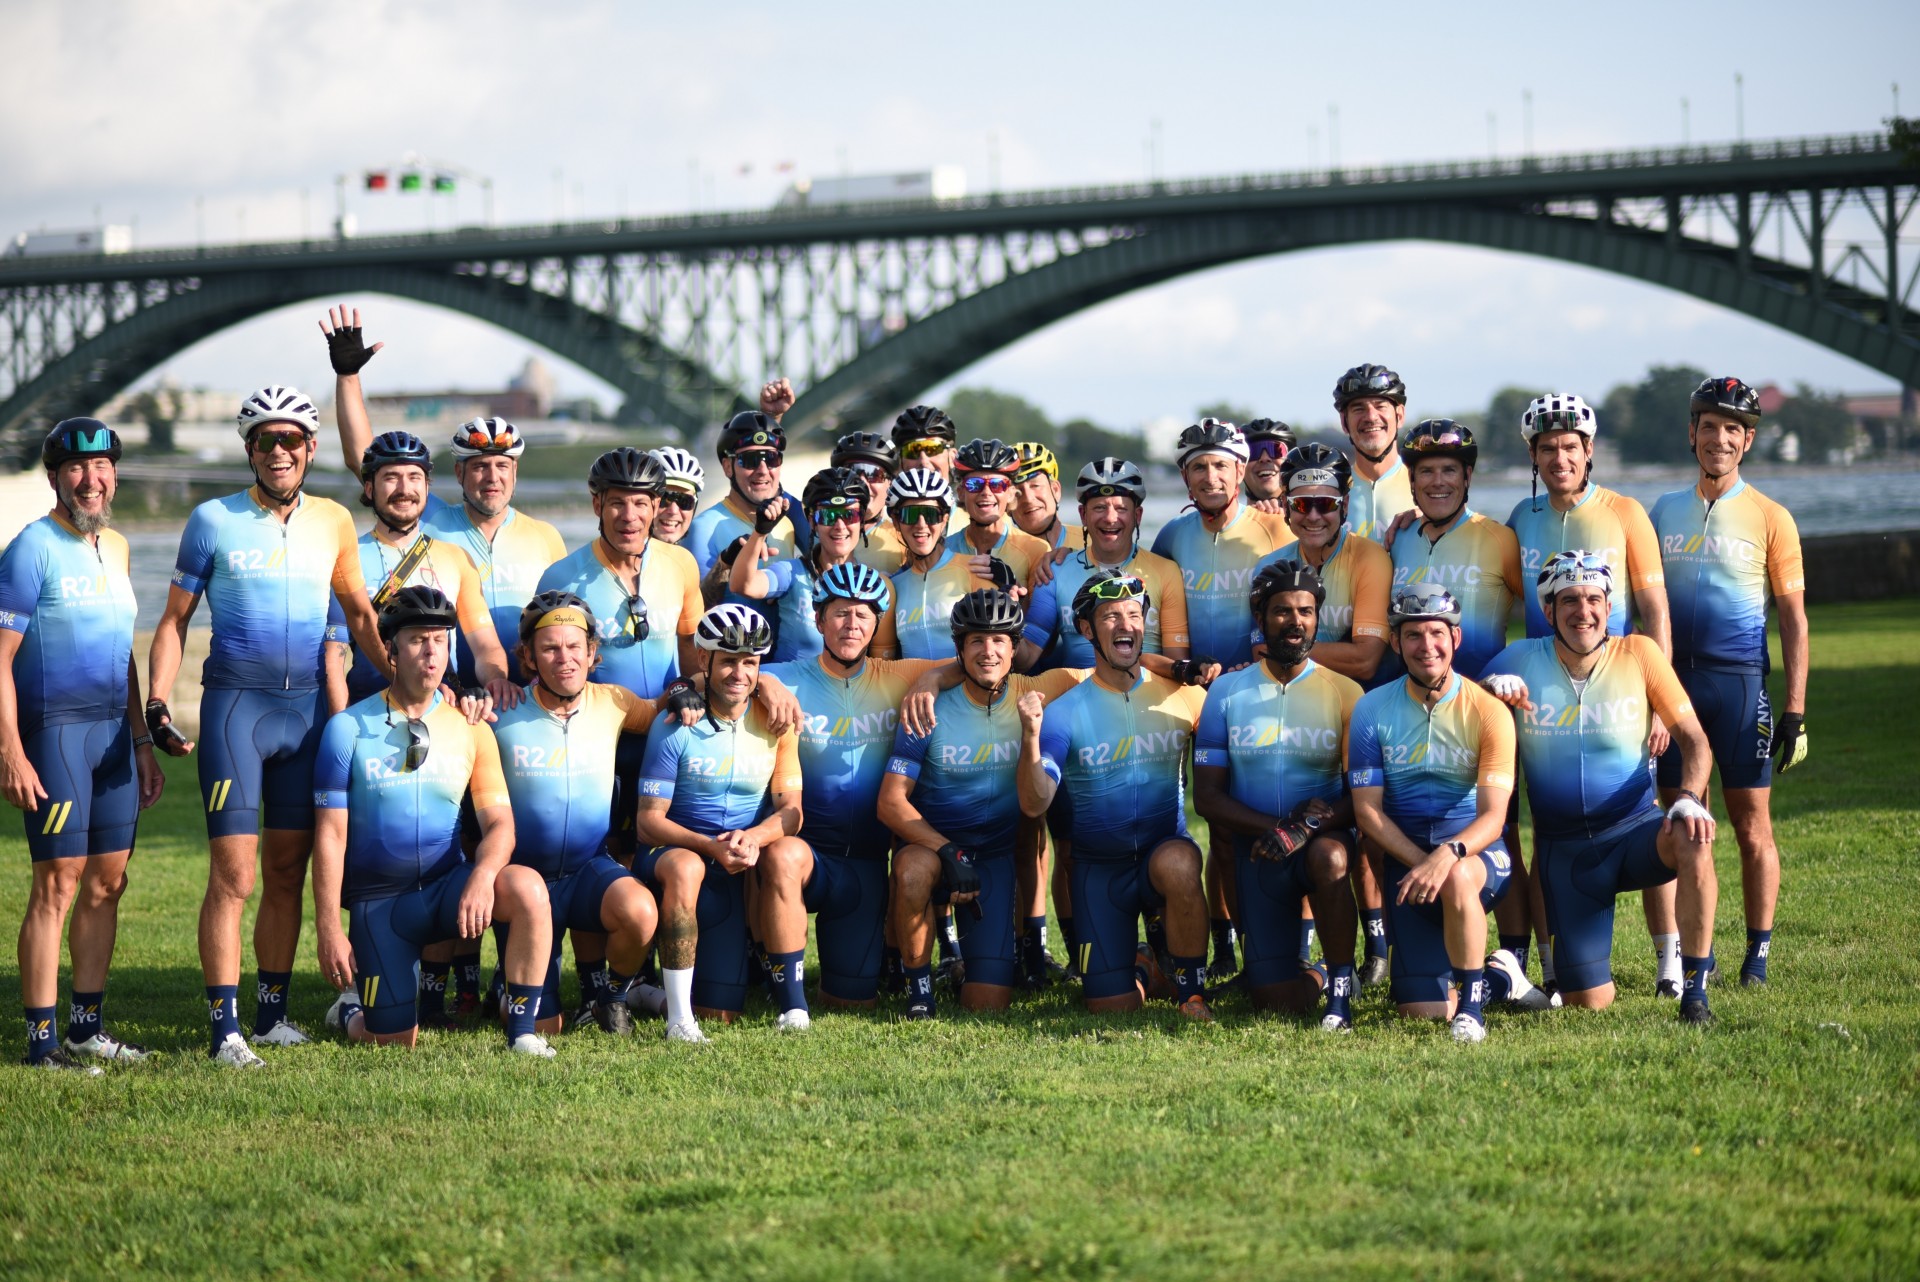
[1388,582,1463,629]
[1175,417,1250,469]
[451,417,527,460]
[694,602,773,655]
[649,446,706,495]
[236,385,320,439]
[1520,393,1597,443]
[886,467,954,512]
[1535,549,1614,615]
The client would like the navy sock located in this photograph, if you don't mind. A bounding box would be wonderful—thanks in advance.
[1499,933,1531,974]
[460,943,487,1000]
[882,945,904,983]
[605,966,633,998]
[1326,964,1355,1022]
[252,970,291,1035]
[503,983,541,1041]
[1361,909,1388,960]
[1682,954,1712,1006]
[1170,955,1206,1004]
[24,1005,58,1063]
[66,990,103,1044]
[1299,919,1316,964]
[1743,928,1772,980]
[1144,913,1168,961]
[578,959,610,1004]
[936,912,961,962]
[1058,914,1076,952]
[905,963,935,1015]
[1209,917,1236,967]
[1454,967,1486,1025]
[541,956,563,1019]
[1022,916,1048,971]
[1485,964,1515,1004]
[770,949,808,1014]
[206,984,241,1047]
[418,964,449,1021]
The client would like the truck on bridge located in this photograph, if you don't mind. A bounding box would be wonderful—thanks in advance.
[5,226,134,258]
[777,167,966,209]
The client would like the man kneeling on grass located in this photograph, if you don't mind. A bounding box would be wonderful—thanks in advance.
[312,588,556,1057]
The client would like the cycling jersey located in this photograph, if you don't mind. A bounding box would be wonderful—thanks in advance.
[761,655,944,857]
[171,489,363,689]
[685,491,809,575]
[1347,673,1515,843]
[945,524,1051,586]
[877,547,1001,660]
[1252,528,1391,649]
[422,497,567,683]
[0,512,136,728]
[491,683,657,879]
[312,691,510,906]
[1389,511,1522,679]
[853,521,907,573]
[1348,457,1414,543]
[885,669,1083,854]
[1482,635,1692,840]
[1150,503,1293,667]
[1037,546,1190,668]
[637,703,802,836]
[1650,479,1804,672]
[758,556,893,664]
[1194,659,1362,850]
[345,530,497,699]
[535,539,701,698]
[1037,671,1206,862]
[1507,485,1663,638]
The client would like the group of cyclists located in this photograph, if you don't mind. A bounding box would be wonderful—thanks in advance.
[1,304,1812,1069]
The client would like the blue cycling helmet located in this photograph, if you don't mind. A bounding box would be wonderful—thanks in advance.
[360,430,434,483]
[813,562,894,616]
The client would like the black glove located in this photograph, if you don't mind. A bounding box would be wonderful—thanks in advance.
[986,556,1018,592]
[1251,804,1323,862]
[718,535,750,568]
[1170,654,1217,687]
[325,323,379,376]
[753,498,784,536]
[144,699,191,754]
[936,842,983,918]
[661,677,706,720]
[1771,711,1807,773]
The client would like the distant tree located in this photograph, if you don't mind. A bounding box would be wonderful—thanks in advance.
[1891,116,1920,166]
[1059,418,1147,468]
[1480,386,1548,468]
[946,388,1055,450]
[1772,384,1860,463]
[1196,401,1257,427]
[129,385,186,454]
[1616,365,1709,464]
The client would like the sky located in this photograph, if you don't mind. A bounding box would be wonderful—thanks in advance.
[5,0,1916,431]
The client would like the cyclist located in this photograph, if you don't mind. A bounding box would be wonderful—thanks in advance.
[1007,442,1078,550]
[1195,561,1363,1027]
[892,404,958,482]
[1,421,164,1070]
[830,431,906,571]
[729,467,877,663]
[648,446,707,547]
[1242,418,1298,508]
[1019,571,1215,1018]
[148,385,386,1066]
[1651,376,1807,990]
[685,410,810,578]
[633,605,806,1040]
[1329,364,1415,541]
[874,470,1038,663]
[1033,458,1190,669]
[312,588,555,1056]
[1481,552,1721,1023]
[1347,585,1519,1042]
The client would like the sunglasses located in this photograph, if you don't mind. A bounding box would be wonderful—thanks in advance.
[848,461,890,482]
[457,425,518,450]
[733,450,781,471]
[658,491,697,512]
[901,439,949,459]
[1249,440,1290,462]
[1085,574,1148,603]
[961,474,1011,494]
[1411,430,1468,448]
[1530,410,1588,432]
[1287,496,1345,517]
[251,429,309,455]
[384,711,431,773]
[813,503,860,528]
[897,505,946,527]
[623,591,651,642]
[1341,371,1399,394]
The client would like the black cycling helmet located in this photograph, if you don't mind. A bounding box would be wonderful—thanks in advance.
[588,447,667,496]
[1243,418,1298,449]
[1076,457,1146,506]
[830,430,899,475]
[1249,559,1327,618]
[1279,442,1353,496]
[800,465,871,515]
[717,411,787,459]
[517,590,597,648]
[360,430,434,483]
[949,587,1026,643]
[1399,419,1479,470]
[1071,568,1151,626]
[1332,363,1407,411]
[891,404,956,448]
[954,437,1019,476]
[42,418,122,471]
[1689,376,1762,429]
[378,585,459,643]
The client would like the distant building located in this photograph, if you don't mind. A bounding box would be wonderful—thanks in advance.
[365,357,558,427]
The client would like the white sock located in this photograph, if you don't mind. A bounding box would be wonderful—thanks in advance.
[663,967,695,1027]
[625,982,667,1017]
[1652,933,1682,983]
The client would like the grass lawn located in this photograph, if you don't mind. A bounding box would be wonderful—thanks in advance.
[0,600,1915,1280]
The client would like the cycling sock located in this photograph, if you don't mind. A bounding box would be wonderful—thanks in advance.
[936,912,961,962]
[578,959,610,1004]
[1209,917,1236,969]
[1144,913,1168,961]
[769,949,807,1013]
[663,967,695,1027]
[1299,919,1316,964]
[1651,932,1681,985]
[252,970,291,1034]
[503,983,541,1041]
[1325,964,1355,1022]
[1485,963,1515,1003]
[206,984,241,1047]
[1021,916,1049,973]
[24,1006,58,1063]
[1743,928,1772,982]
[605,965,633,999]
[1361,909,1388,960]
[1682,955,1713,1008]
[1170,955,1206,1004]
[1453,966,1486,1026]
[905,963,935,1016]
[1499,934,1530,974]
[459,944,486,1001]
[66,990,103,1044]
[418,964,449,1022]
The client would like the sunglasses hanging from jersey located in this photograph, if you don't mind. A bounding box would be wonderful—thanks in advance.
[371,536,436,609]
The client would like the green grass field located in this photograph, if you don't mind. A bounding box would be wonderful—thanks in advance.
[1,601,1915,1280]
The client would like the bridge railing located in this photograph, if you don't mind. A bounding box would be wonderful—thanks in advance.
[0,130,1897,273]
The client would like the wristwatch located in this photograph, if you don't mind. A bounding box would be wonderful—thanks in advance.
[1445,840,1467,860]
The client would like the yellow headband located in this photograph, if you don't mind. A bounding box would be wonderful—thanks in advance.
[533,607,592,633]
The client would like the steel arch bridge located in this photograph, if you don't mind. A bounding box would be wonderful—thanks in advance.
[2,128,1914,458]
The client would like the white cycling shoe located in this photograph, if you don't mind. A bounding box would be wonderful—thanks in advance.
[665,1017,710,1044]
[508,1033,556,1059]
[776,1008,812,1033]
[248,1020,311,1047]
[1450,1013,1488,1044]
[63,1032,153,1062]
[210,1031,266,1068]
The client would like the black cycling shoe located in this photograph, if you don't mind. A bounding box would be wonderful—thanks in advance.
[1679,998,1714,1026]
[1045,956,1074,985]
[1739,972,1768,989]
[933,956,966,990]
[1654,978,1682,999]
[22,1047,101,1075]
[591,999,634,1036]
[1357,955,1391,988]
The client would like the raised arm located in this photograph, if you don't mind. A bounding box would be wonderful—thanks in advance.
[319,304,382,471]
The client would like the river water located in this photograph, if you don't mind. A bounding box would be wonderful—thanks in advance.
[104,460,1920,628]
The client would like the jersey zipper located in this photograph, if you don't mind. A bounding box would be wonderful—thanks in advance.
[279,519,292,690]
